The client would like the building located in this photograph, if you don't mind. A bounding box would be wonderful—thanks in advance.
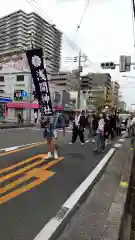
[50,71,79,91]
[118,101,126,111]
[0,52,69,122]
[111,81,120,106]
[80,74,92,92]
[0,10,62,72]
[87,73,111,108]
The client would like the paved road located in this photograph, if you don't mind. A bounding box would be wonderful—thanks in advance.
[0,127,72,149]
[0,129,114,240]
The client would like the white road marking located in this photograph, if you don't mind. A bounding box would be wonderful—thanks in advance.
[5,146,18,152]
[34,148,115,240]
[114,143,122,148]
[118,139,125,142]
[0,142,44,152]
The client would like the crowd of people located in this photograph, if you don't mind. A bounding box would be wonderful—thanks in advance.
[70,110,121,152]
[37,109,135,160]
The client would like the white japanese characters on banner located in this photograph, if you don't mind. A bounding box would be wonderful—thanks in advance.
[26,48,53,116]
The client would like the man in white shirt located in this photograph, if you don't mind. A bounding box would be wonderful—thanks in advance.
[94,113,105,152]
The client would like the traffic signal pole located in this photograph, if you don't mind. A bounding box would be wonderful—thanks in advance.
[77,51,81,109]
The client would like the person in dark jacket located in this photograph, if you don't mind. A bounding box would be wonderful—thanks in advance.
[91,114,98,142]
[70,110,86,145]
[109,114,116,139]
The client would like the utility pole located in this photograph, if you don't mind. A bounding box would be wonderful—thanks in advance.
[77,51,81,109]
[28,33,34,122]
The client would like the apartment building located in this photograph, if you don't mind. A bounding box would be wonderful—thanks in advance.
[87,73,112,108]
[0,10,62,72]
[111,81,120,106]
[50,71,79,91]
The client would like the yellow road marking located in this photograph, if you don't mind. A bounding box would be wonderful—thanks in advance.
[0,171,54,204]
[0,154,47,175]
[0,156,64,204]
[0,154,48,183]
[120,181,128,188]
[0,141,46,158]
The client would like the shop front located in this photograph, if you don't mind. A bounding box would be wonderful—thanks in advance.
[7,102,40,122]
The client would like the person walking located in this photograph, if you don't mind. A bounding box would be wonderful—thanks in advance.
[86,113,92,139]
[34,111,38,124]
[94,113,105,152]
[91,114,98,143]
[126,115,132,137]
[42,112,66,159]
[129,114,135,149]
[70,110,85,145]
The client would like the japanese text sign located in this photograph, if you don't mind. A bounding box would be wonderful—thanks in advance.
[26,48,53,116]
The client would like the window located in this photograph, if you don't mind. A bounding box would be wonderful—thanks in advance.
[16,75,24,82]
[0,76,4,82]
[0,89,4,93]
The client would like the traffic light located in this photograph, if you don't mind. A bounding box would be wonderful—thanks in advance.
[74,56,78,62]
[101,62,115,69]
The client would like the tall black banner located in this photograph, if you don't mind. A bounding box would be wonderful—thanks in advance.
[26,48,53,116]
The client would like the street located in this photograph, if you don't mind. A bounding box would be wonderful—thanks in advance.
[0,128,114,240]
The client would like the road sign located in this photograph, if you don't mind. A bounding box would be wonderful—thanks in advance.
[119,55,131,72]
[125,56,131,72]
[119,55,126,72]
[21,90,27,97]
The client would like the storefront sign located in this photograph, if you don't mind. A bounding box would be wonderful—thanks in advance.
[26,48,53,116]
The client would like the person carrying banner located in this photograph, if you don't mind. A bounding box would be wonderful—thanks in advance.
[41,112,66,159]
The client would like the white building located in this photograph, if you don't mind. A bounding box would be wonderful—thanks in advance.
[0,50,69,122]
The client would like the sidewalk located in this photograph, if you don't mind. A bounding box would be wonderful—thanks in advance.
[130,152,135,240]
[55,139,133,240]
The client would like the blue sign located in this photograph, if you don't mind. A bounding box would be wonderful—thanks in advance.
[0,97,12,102]
[21,90,27,97]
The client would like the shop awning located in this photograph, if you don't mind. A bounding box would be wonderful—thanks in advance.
[7,102,39,109]
[54,106,64,111]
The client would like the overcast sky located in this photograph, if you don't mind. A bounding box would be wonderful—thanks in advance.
[0,0,135,107]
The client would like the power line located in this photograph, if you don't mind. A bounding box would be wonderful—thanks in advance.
[76,0,90,32]
[132,0,135,20]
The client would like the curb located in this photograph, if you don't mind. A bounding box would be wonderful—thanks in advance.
[34,148,116,240]
[101,142,133,240]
